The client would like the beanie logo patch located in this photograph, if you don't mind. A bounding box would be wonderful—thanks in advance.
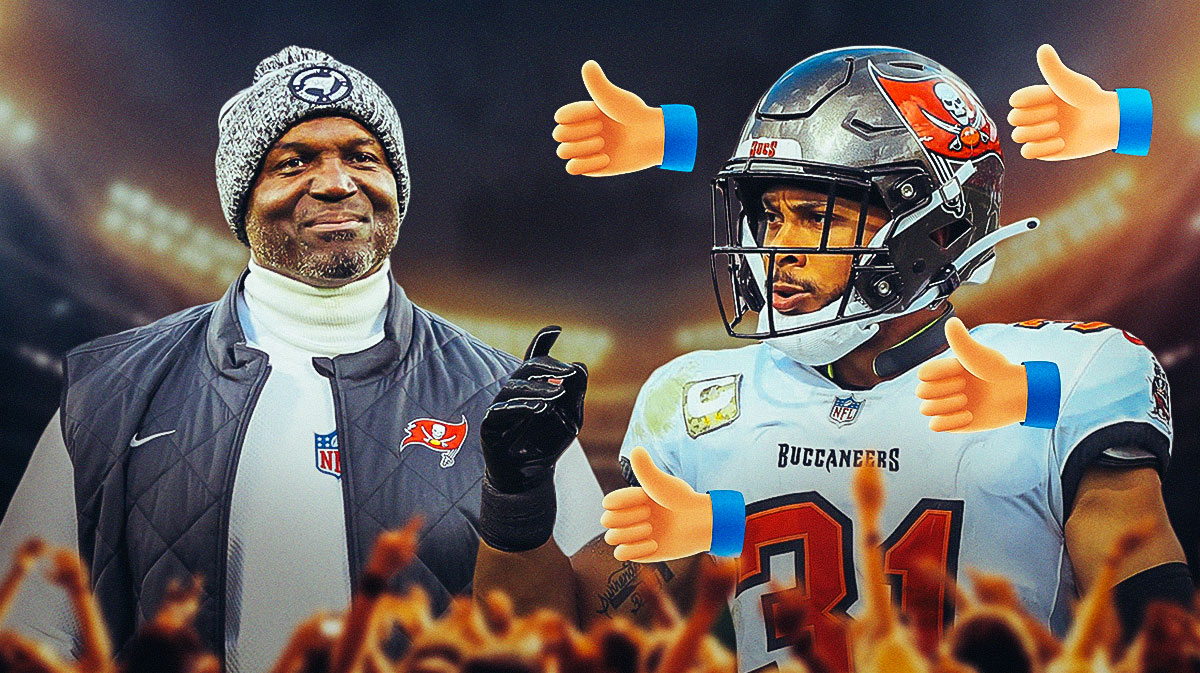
[288,65,353,105]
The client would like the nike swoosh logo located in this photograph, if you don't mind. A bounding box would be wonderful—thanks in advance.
[129,429,176,447]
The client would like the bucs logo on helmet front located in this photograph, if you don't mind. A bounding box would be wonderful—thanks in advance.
[870,64,1001,162]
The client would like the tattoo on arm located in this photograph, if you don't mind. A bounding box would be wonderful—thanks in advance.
[596,561,675,618]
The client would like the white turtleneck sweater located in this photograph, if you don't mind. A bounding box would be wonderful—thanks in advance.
[0,261,605,669]
[225,258,391,673]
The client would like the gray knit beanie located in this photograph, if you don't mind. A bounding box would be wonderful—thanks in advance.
[216,46,410,245]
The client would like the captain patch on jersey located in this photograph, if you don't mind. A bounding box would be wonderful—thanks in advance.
[683,374,742,438]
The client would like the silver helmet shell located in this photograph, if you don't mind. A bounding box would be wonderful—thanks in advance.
[711,46,1004,339]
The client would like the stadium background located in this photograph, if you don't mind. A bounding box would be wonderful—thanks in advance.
[2,0,1200,574]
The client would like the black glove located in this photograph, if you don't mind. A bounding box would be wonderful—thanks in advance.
[478,326,588,553]
[481,325,588,494]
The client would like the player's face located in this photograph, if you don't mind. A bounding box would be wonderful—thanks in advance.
[758,185,889,315]
[245,116,399,288]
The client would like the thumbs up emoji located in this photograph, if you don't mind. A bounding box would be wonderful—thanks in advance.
[1008,44,1123,161]
[600,447,715,562]
[916,317,1032,433]
[552,61,668,176]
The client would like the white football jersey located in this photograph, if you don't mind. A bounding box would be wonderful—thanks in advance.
[619,320,1172,673]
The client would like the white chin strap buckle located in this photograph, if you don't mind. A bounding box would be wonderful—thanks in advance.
[956,217,1039,270]
[925,217,1039,299]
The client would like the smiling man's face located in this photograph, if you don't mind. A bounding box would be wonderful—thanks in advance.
[244,116,400,287]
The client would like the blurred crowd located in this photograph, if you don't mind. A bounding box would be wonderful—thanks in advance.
[0,468,1195,673]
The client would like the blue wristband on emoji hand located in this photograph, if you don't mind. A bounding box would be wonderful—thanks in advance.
[708,489,745,557]
[1021,361,1061,429]
[1114,88,1152,156]
[660,104,697,172]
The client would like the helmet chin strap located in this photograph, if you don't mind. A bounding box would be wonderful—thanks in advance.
[871,306,956,378]
[866,217,1040,378]
[953,217,1040,285]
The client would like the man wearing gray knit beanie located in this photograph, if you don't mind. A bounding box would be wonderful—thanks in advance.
[216,46,411,285]
[0,46,604,670]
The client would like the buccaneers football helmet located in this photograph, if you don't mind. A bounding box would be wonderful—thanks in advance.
[712,47,1035,355]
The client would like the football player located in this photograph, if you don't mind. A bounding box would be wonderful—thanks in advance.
[473,47,1189,673]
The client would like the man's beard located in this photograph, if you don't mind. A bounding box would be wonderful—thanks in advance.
[247,212,400,284]
[771,268,849,313]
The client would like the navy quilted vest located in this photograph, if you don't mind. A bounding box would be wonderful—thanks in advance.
[60,271,518,657]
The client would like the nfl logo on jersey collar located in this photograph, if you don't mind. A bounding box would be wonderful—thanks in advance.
[828,395,863,426]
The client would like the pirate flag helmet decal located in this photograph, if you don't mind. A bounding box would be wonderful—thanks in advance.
[874,67,1001,160]
[712,47,1036,363]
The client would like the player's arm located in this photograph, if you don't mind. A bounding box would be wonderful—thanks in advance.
[0,410,83,654]
[1064,464,1188,630]
[476,437,709,624]
[475,531,705,625]
[1065,460,1185,619]
[1054,330,1191,635]
[573,375,720,621]
[474,338,707,624]
[474,427,705,623]
[1065,465,1185,585]
[570,534,706,623]
[474,537,577,618]
[474,433,608,622]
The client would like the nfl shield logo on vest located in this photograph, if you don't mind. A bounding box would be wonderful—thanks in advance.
[315,431,341,478]
[828,396,863,427]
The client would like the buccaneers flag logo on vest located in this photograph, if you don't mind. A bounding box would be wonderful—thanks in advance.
[402,416,468,469]
[872,66,1001,161]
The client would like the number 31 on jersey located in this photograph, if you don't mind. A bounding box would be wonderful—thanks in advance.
[738,492,964,672]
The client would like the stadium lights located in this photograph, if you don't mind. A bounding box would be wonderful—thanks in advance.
[1003,169,1134,277]
[99,182,613,364]
[0,97,37,147]
[1159,343,1194,369]
[435,312,614,369]
[672,324,741,352]
[101,181,247,285]
[16,344,61,376]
